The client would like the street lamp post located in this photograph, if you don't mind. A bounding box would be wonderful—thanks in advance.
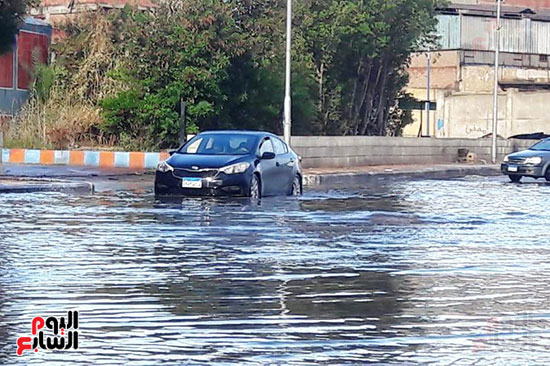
[283,0,292,146]
[426,51,431,137]
[491,0,502,164]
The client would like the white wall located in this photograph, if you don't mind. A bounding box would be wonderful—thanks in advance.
[437,89,550,139]
[291,136,536,169]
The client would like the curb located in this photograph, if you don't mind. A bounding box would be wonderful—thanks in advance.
[0,177,94,194]
[1,148,169,169]
[303,165,501,187]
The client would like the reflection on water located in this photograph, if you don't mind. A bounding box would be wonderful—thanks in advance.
[1,176,550,364]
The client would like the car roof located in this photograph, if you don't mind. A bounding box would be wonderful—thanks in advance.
[198,130,278,138]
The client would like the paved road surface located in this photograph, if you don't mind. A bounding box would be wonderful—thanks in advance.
[1,175,549,364]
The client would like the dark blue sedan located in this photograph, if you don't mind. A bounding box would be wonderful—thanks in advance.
[155,131,303,198]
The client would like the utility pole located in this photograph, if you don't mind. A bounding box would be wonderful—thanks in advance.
[426,51,432,137]
[492,0,502,164]
[283,0,292,146]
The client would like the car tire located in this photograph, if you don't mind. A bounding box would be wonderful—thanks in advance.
[154,184,165,196]
[545,169,550,182]
[249,174,261,199]
[509,175,522,183]
[289,175,302,196]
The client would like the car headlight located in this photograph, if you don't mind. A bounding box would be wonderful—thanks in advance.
[157,161,174,173]
[220,162,250,175]
[525,156,543,165]
[503,155,509,162]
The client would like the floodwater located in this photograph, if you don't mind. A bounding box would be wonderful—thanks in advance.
[1,176,550,365]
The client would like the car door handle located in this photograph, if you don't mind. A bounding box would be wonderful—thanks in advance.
[276,161,280,167]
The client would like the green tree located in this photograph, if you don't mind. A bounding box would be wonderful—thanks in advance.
[101,0,250,149]
[296,0,443,136]
[0,0,39,54]
[0,0,25,54]
[10,0,445,149]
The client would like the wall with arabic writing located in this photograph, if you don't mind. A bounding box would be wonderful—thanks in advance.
[438,89,550,139]
[405,56,550,139]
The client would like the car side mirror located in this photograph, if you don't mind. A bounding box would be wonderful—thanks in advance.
[260,152,276,160]
[169,150,177,156]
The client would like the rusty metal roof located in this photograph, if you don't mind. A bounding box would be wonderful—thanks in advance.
[441,2,550,21]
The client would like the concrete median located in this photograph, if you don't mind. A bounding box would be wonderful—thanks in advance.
[0,177,94,194]
[303,164,501,187]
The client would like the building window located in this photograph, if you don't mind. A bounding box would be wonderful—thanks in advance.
[540,55,548,63]
[0,51,14,88]
[17,31,49,90]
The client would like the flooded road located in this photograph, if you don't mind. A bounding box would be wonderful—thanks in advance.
[1,175,550,365]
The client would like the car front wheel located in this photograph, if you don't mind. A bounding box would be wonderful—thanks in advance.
[545,169,550,182]
[249,175,261,199]
[289,175,302,196]
[509,175,522,183]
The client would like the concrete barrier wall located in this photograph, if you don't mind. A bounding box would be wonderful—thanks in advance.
[0,137,540,170]
[1,148,170,169]
[291,136,538,169]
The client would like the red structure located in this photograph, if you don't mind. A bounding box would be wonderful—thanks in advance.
[0,52,14,89]
[0,18,52,116]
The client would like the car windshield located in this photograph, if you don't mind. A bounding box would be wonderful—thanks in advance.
[530,140,550,151]
[179,134,258,155]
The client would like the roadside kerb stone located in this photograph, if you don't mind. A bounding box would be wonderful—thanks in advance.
[303,164,501,187]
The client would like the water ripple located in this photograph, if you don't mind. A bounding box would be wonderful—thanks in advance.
[0,176,549,364]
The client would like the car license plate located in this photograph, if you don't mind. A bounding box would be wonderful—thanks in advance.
[181,178,202,189]
[508,165,518,172]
